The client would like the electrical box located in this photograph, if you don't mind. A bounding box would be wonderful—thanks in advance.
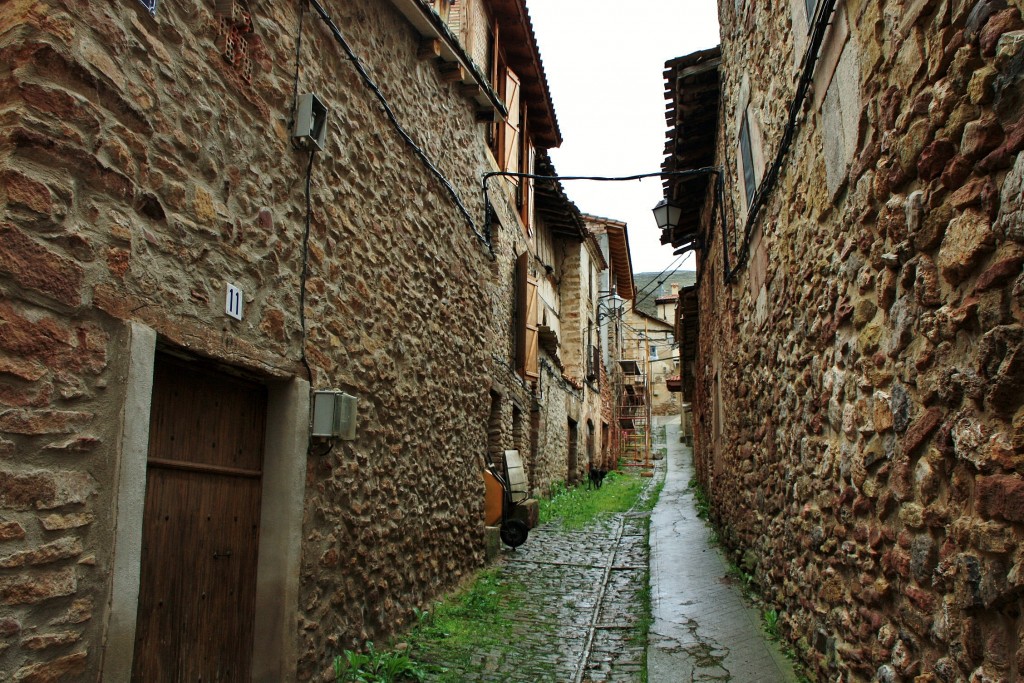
[311,390,357,440]
[292,93,329,151]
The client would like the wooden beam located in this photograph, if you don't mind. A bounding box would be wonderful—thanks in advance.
[439,62,465,82]
[417,38,441,60]
[460,83,482,99]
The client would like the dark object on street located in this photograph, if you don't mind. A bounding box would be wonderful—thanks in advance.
[499,518,529,547]
[588,467,608,490]
[484,450,530,549]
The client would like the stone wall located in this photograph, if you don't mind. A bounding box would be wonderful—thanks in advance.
[693,1,1024,681]
[0,0,508,678]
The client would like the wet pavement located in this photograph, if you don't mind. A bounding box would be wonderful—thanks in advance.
[647,415,799,683]
[420,465,658,682]
[420,417,796,682]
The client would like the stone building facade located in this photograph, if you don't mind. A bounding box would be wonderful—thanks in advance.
[664,1,1024,681]
[0,0,582,679]
[583,214,637,467]
[493,150,610,495]
[623,301,679,417]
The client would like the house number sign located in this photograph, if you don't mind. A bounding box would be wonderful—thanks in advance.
[226,283,243,320]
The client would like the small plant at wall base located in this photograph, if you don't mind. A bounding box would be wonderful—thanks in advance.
[687,476,711,520]
[333,641,428,682]
[760,609,812,683]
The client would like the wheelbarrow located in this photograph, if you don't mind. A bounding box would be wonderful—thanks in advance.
[483,449,529,548]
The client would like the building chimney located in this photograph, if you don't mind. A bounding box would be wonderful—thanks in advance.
[670,283,680,296]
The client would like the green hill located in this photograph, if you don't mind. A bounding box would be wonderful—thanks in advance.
[632,270,696,318]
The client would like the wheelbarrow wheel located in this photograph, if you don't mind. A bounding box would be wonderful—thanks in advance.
[499,519,529,548]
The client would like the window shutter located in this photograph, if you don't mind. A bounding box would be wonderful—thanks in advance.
[515,251,528,375]
[503,69,521,176]
[525,276,539,379]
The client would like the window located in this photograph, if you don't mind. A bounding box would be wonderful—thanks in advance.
[519,135,535,233]
[586,318,597,381]
[650,345,658,361]
[804,0,818,24]
[739,111,756,208]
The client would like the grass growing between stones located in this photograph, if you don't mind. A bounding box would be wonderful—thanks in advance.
[396,569,525,682]
[634,476,665,683]
[539,470,647,529]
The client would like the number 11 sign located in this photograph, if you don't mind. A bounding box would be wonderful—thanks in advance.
[226,283,243,321]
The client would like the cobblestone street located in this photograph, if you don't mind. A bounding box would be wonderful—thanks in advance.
[418,460,660,682]
[417,418,799,682]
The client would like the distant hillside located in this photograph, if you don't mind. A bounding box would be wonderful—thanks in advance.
[632,270,696,318]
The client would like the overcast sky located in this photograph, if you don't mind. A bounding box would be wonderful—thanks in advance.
[527,0,720,274]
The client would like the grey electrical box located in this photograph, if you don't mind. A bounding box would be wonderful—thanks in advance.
[311,390,357,440]
[293,93,328,151]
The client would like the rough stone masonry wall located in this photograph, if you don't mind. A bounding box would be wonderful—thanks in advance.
[695,1,1024,681]
[0,0,501,679]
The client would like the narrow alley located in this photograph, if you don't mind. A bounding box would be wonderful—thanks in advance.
[2,0,1022,680]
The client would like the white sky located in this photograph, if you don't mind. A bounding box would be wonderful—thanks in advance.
[527,0,720,274]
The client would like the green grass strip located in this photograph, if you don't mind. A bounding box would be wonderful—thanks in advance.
[539,470,647,529]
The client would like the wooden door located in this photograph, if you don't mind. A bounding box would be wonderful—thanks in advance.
[132,355,267,682]
[567,418,579,485]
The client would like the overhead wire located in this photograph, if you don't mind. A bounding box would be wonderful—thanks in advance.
[631,255,688,306]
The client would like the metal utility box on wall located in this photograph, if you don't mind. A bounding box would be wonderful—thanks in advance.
[292,93,329,151]
[311,390,357,440]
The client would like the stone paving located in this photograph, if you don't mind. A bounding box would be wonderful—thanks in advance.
[420,418,797,682]
[420,469,659,682]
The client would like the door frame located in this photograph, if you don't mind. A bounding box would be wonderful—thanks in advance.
[100,323,309,681]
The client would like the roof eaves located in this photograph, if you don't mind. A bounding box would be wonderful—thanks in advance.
[490,0,562,148]
[661,45,722,250]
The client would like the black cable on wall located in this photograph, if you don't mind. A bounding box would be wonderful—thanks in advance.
[728,0,839,282]
[304,0,490,252]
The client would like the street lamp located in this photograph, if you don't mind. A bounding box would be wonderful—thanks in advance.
[651,198,682,232]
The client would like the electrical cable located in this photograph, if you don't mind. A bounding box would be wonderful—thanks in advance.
[288,0,306,141]
[631,254,687,304]
[305,0,492,254]
[482,167,720,244]
[727,0,838,282]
